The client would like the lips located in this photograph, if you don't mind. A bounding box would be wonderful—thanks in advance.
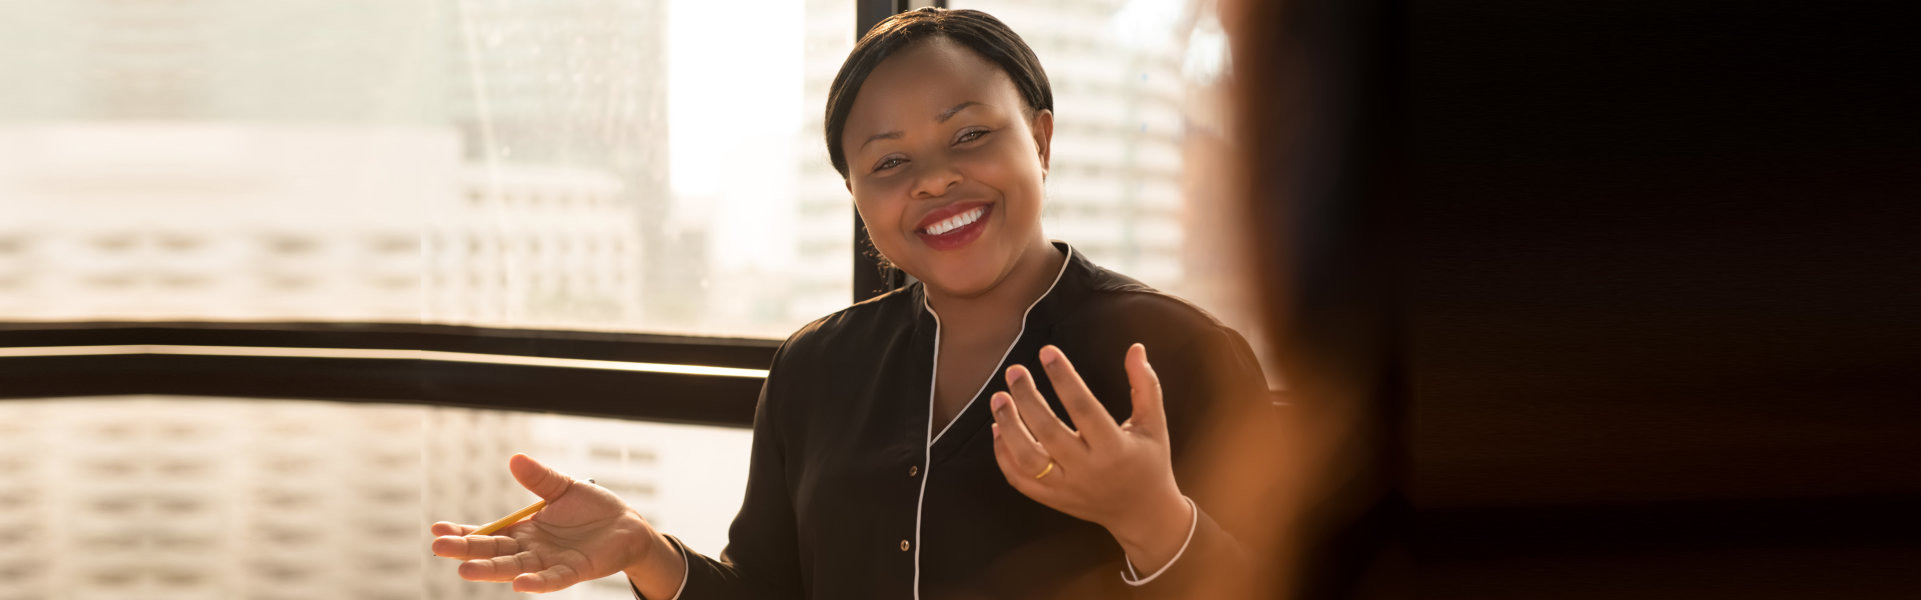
[914,202,992,251]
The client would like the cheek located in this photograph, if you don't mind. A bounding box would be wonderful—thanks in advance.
[965,145,1045,214]
[852,191,908,246]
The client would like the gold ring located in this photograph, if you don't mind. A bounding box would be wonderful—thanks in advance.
[1033,460,1056,480]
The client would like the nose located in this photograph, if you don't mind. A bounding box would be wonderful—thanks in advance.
[910,158,961,199]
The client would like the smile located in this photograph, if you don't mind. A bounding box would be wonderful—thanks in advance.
[922,206,986,235]
[914,203,993,251]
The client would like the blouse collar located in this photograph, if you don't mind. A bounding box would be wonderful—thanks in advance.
[913,241,1129,329]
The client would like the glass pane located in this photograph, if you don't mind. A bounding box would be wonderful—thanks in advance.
[0,0,854,339]
[948,0,1276,382]
[0,396,750,600]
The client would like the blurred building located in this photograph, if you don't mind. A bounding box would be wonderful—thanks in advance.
[793,0,861,309]
[444,0,677,330]
[0,125,647,327]
[0,0,661,329]
[0,397,437,600]
[0,397,748,600]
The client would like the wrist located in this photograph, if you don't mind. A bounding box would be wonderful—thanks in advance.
[1104,487,1192,569]
[621,516,686,598]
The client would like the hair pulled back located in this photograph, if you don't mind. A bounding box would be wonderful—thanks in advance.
[824,8,1053,180]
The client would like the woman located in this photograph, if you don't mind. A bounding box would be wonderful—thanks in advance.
[430,8,1269,599]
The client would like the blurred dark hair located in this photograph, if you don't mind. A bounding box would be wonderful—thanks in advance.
[824,7,1053,180]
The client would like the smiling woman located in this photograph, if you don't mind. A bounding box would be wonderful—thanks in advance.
[840,36,1059,303]
[429,8,1274,600]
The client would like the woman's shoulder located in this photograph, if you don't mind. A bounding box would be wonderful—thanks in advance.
[1067,263,1241,346]
[772,284,922,364]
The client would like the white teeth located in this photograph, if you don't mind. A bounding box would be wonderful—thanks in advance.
[924,207,984,236]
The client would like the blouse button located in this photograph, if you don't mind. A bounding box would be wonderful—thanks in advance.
[907,465,919,477]
[900,539,912,552]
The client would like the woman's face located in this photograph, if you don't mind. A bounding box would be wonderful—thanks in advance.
[842,37,1054,300]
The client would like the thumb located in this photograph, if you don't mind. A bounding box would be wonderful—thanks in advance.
[1123,343,1167,437]
[508,453,577,502]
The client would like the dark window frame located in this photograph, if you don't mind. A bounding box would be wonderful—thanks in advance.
[0,322,778,427]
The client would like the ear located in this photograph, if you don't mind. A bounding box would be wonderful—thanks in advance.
[1030,109,1054,177]
[844,177,853,194]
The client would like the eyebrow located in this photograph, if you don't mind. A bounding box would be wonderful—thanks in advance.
[936,101,981,123]
[858,101,985,150]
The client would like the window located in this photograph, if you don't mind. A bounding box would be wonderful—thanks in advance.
[0,0,855,339]
[0,3,1276,599]
[1,2,841,598]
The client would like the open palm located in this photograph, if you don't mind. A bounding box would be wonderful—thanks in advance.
[429,454,658,593]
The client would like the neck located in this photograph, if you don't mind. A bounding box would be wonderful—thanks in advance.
[924,239,1065,332]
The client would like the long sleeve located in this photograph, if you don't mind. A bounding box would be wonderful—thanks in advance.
[636,360,805,599]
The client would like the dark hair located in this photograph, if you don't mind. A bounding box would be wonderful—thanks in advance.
[824,8,1053,180]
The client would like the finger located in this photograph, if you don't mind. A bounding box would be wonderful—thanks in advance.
[1037,345,1123,448]
[992,423,1051,493]
[513,563,584,593]
[1122,343,1167,437]
[989,408,1052,483]
[508,453,578,503]
[988,392,1043,453]
[458,550,544,583]
[430,521,476,537]
[1002,364,1086,457]
[433,534,520,560]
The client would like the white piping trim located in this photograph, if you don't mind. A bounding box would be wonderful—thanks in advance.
[928,245,1074,445]
[911,310,941,600]
[1120,496,1199,586]
[626,539,690,599]
[911,245,1074,599]
[664,541,691,599]
[0,344,770,378]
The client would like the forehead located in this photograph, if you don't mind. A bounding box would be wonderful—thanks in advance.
[844,38,1022,134]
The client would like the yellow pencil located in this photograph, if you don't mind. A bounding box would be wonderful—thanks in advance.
[472,478,591,536]
[473,499,544,535]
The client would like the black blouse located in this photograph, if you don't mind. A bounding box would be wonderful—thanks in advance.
[647,243,1270,599]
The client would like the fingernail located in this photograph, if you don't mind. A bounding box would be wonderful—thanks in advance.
[990,393,1008,411]
[1040,346,1060,365]
[1006,366,1026,384]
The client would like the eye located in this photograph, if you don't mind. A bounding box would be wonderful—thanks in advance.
[954,128,989,144]
[873,156,906,172]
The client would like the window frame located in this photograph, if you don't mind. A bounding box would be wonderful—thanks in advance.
[0,321,778,427]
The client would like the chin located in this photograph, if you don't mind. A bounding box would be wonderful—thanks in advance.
[915,254,1010,300]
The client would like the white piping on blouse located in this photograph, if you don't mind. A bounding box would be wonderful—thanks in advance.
[928,246,1074,445]
[912,246,1074,600]
[1120,495,1199,586]
[628,541,690,600]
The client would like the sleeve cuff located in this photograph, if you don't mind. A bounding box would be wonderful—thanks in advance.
[1120,495,1198,586]
[629,536,691,600]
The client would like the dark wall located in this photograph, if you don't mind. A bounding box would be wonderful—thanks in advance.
[1398,1,1918,597]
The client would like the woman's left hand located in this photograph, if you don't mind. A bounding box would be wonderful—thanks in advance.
[989,342,1194,571]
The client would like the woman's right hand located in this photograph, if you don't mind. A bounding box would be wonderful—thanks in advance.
[429,453,681,594]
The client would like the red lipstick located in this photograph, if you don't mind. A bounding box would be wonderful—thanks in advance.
[915,202,992,251]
